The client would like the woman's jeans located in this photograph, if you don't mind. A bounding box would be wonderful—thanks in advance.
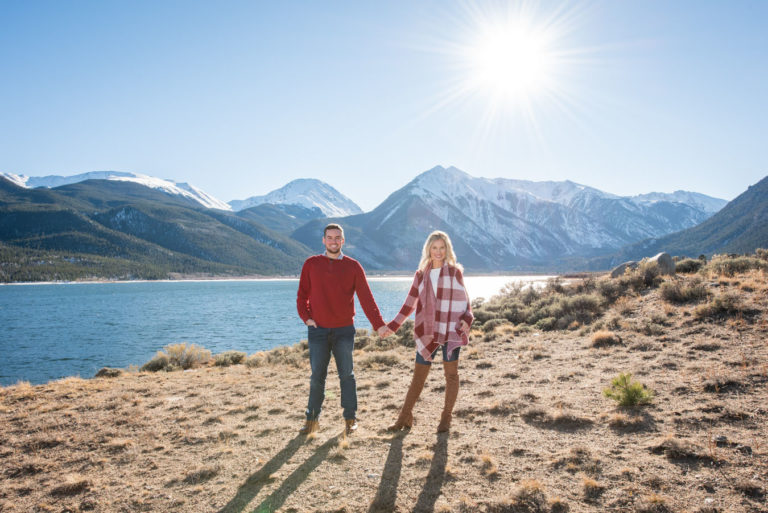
[415,345,460,365]
[306,325,357,421]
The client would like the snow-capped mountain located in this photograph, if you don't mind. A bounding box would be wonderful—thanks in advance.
[630,191,726,214]
[229,178,363,217]
[292,166,726,270]
[0,171,232,211]
[409,166,719,249]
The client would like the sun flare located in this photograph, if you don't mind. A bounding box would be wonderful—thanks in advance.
[418,1,590,137]
[467,20,555,102]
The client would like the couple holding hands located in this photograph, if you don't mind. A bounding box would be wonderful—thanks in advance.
[296,223,473,435]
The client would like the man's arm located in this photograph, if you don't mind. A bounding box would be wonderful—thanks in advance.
[296,261,313,325]
[353,261,386,331]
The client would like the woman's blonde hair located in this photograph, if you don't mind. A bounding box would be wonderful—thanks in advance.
[418,230,463,272]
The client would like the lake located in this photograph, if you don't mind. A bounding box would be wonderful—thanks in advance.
[0,275,552,386]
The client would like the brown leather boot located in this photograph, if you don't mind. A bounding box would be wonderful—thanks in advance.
[437,360,459,432]
[388,363,431,431]
[299,419,319,435]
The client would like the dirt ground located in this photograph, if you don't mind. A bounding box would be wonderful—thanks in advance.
[1,274,767,513]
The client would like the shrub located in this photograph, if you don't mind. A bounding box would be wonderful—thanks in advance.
[694,292,747,319]
[472,307,499,325]
[583,477,604,500]
[245,352,266,368]
[183,466,220,484]
[394,319,415,348]
[141,343,213,372]
[511,480,548,511]
[164,343,212,369]
[603,373,654,407]
[354,328,373,349]
[535,317,557,331]
[214,351,246,367]
[358,330,396,352]
[483,318,507,333]
[675,258,703,273]
[477,277,611,332]
[660,279,709,303]
[264,345,305,367]
[635,259,663,288]
[756,248,768,261]
[597,277,631,303]
[501,301,528,324]
[95,367,122,378]
[544,277,566,294]
[708,255,768,276]
[591,330,622,348]
[140,352,171,372]
[359,352,400,369]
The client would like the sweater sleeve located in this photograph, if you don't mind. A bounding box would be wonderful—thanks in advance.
[296,260,312,323]
[455,269,474,326]
[353,261,385,330]
[387,271,421,333]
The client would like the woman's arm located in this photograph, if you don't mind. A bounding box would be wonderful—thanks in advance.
[455,268,475,327]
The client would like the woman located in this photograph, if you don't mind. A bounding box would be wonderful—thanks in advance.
[386,230,473,432]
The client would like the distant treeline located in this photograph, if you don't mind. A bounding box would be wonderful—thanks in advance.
[0,243,253,282]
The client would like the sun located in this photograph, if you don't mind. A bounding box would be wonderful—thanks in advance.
[418,2,588,133]
[466,19,556,103]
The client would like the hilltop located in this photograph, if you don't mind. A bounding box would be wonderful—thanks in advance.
[1,254,766,512]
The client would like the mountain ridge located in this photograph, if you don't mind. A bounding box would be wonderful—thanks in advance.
[228,178,363,217]
[2,166,759,280]
[291,165,727,271]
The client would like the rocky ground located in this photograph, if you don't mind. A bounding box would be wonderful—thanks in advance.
[1,270,767,513]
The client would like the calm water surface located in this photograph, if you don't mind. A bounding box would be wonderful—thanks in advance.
[0,275,550,386]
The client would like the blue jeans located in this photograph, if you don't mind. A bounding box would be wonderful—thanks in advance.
[415,345,460,365]
[306,324,357,421]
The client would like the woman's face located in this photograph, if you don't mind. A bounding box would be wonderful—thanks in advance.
[430,238,446,266]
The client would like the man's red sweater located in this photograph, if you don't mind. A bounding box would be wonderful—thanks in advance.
[297,254,385,330]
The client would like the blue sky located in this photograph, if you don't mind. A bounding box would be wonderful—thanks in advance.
[1,1,766,211]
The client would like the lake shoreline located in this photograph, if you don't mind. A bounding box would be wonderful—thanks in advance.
[0,271,563,287]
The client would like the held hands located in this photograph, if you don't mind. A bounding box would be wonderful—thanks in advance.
[305,319,317,328]
[377,325,394,338]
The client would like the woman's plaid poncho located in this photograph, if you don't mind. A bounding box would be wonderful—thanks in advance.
[387,264,474,362]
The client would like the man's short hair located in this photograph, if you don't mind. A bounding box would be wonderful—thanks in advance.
[324,223,344,238]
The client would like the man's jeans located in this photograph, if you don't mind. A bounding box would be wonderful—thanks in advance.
[306,324,357,421]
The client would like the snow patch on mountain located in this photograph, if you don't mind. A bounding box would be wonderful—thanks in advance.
[230,178,363,217]
[0,171,232,211]
[0,172,28,188]
[373,165,727,265]
[631,191,727,214]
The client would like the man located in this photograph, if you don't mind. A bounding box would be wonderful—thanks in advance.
[296,223,393,435]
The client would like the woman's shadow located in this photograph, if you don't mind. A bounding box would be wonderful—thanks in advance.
[369,431,449,513]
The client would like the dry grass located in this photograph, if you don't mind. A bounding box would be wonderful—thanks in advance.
[1,270,766,512]
[590,330,622,348]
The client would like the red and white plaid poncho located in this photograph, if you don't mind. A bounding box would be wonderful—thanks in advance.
[387,264,474,362]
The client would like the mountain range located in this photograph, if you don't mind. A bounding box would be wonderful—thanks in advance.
[291,166,730,270]
[1,166,764,281]
[1,172,362,218]
[597,174,768,268]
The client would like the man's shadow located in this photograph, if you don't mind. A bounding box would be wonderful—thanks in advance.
[218,434,339,513]
[368,431,449,513]
[249,434,340,513]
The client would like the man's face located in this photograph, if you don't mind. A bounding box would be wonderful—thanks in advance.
[323,229,344,255]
